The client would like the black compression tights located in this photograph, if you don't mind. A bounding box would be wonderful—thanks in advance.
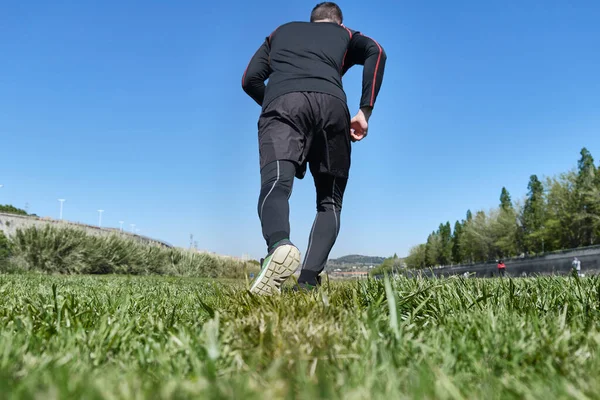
[258,160,347,286]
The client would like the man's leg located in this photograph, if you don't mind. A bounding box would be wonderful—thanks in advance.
[297,172,348,287]
[257,160,296,250]
[250,160,302,295]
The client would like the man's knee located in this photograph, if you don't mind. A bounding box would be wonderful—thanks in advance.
[260,160,297,191]
[315,175,347,212]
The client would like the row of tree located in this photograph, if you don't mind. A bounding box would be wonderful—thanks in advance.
[405,148,600,269]
[0,205,28,216]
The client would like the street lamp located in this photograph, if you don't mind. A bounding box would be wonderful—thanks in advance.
[119,221,124,231]
[58,199,66,220]
[130,223,136,233]
[97,209,104,227]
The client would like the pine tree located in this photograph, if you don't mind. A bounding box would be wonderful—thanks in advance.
[438,222,453,266]
[500,187,513,212]
[462,210,474,262]
[521,175,545,253]
[575,147,598,245]
[452,220,463,264]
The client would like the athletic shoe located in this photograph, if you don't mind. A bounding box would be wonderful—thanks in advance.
[249,240,301,295]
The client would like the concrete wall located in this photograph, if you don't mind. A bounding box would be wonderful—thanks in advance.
[403,246,600,278]
[0,213,172,248]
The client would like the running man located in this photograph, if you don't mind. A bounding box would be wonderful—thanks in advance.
[242,2,387,294]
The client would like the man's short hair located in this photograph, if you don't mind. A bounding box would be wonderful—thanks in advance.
[310,2,343,24]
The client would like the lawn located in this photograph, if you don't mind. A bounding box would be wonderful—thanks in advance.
[1,274,599,399]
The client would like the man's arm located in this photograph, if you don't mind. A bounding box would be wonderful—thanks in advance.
[342,32,387,110]
[241,40,272,106]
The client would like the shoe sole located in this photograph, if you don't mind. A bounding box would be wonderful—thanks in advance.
[250,245,301,295]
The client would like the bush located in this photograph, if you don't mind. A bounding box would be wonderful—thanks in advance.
[0,230,10,264]
[7,225,250,278]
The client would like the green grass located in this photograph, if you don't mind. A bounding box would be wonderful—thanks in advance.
[1,274,600,399]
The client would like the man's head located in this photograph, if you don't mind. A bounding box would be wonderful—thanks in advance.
[310,2,343,24]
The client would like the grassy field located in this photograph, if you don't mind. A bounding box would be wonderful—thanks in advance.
[1,274,600,399]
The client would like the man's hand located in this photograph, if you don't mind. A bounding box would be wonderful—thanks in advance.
[350,107,372,142]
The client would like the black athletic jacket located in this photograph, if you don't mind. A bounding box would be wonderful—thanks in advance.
[242,21,386,110]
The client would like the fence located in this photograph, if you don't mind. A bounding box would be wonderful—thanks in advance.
[402,245,600,278]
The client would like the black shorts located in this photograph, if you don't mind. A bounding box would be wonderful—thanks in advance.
[257,92,351,179]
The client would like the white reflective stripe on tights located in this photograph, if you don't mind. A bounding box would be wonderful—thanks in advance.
[260,161,279,220]
[332,177,338,233]
[302,213,318,269]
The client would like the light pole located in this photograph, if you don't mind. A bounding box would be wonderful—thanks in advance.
[119,221,124,231]
[58,199,66,220]
[130,223,136,233]
[97,209,104,227]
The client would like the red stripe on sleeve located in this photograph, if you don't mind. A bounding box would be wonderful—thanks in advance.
[360,34,383,107]
[242,64,249,86]
[341,26,353,73]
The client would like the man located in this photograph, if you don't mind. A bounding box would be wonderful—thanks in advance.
[242,2,387,294]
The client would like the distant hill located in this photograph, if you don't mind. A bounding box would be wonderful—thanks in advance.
[328,254,386,266]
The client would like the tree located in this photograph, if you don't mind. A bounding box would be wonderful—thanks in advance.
[544,172,578,250]
[493,207,518,258]
[425,232,441,267]
[405,244,427,269]
[461,211,494,262]
[452,220,463,264]
[574,147,599,245]
[0,205,28,216]
[0,230,10,264]
[521,175,545,253]
[492,187,518,257]
[438,222,453,266]
[596,158,600,240]
[401,148,600,265]
[371,254,405,275]
[500,187,513,212]
[461,210,475,262]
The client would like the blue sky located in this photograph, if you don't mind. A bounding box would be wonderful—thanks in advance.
[1,1,599,260]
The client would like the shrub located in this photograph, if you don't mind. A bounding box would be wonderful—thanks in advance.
[0,230,10,264]
[7,225,250,278]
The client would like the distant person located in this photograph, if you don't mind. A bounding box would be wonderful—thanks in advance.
[242,2,387,294]
[497,260,506,277]
[572,257,582,277]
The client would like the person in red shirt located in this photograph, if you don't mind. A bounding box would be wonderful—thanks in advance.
[497,260,506,277]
